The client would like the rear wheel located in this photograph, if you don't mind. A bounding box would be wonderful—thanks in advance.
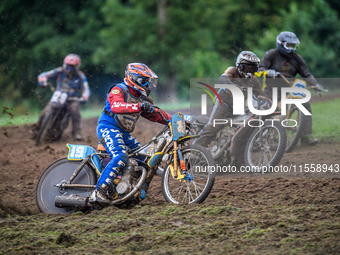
[162,144,215,204]
[36,158,97,214]
[284,106,305,153]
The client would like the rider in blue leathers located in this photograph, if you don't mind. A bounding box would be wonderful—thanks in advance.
[90,63,172,203]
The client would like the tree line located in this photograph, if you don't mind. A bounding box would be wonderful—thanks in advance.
[1,0,339,111]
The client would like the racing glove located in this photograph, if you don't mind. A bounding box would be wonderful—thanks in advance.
[266,69,276,78]
[140,101,155,113]
[38,76,49,87]
[314,84,326,92]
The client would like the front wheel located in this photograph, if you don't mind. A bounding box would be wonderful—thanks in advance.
[36,158,97,214]
[35,111,54,146]
[244,120,286,170]
[162,144,215,204]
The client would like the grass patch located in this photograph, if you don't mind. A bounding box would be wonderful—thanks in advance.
[0,201,339,255]
[0,101,191,127]
[1,97,339,143]
[243,226,272,238]
[311,99,340,142]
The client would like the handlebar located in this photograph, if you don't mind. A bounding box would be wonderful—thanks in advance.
[309,85,328,93]
[68,97,80,101]
[255,71,328,93]
[153,107,192,132]
[276,72,328,93]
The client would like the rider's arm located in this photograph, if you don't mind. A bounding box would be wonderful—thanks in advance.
[37,67,61,86]
[219,67,235,84]
[295,54,318,86]
[79,71,90,101]
[107,87,141,114]
[142,110,171,125]
[141,97,172,125]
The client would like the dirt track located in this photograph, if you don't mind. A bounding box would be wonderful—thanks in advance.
[0,114,339,216]
[0,108,339,254]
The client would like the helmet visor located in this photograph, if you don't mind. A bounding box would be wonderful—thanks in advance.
[65,64,77,71]
[242,64,258,74]
[64,64,77,77]
[283,42,299,51]
[137,77,158,89]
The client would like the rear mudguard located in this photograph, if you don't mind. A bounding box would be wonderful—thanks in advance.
[67,144,102,175]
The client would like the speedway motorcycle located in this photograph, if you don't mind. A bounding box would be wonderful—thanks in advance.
[35,87,78,146]
[255,71,327,152]
[36,110,215,214]
[187,94,287,170]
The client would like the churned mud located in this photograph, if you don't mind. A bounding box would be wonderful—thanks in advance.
[0,111,339,254]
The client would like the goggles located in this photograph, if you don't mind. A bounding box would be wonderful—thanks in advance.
[65,64,77,71]
[241,63,258,74]
[136,76,158,89]
[283,42,299,51]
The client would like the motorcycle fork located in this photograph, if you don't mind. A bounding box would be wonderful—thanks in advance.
[169,142,187,180]
[60,108,70,131]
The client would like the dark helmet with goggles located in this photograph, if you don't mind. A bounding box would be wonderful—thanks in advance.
[236,51,260,78]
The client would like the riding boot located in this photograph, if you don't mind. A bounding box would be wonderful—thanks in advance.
[300,102,317,146]
[89,185,110,204]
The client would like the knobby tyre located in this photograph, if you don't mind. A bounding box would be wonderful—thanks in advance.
[36,158,97,214]
[285,106,305,153]
[35,111,53,146]
[162,144,215,204]
[244,120,286,170]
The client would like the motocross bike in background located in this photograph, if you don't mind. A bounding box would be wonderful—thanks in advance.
[187,93,287,171]
[36,110,216,214]
[35,87,79,146]
[255,71,327,152]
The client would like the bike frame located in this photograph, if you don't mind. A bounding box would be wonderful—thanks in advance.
[214,111,282,160]
[55,111,196,191]
[255,70,321,152]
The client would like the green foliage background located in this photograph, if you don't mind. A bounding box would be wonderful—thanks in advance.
[1,0,339,113]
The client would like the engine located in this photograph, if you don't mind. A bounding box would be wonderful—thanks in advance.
[115,159,141,195]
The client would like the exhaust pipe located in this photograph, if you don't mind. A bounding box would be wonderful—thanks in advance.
[55,166,148,208]
[55,194,88,209]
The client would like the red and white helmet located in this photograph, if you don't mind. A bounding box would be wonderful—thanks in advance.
[63,54,81,69]
[125,63,158,96]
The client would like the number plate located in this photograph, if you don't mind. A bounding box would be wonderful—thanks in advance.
[51,91,68,105]
[67,144,96,160]
[171,113,186,141]
[290,79,307,99]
